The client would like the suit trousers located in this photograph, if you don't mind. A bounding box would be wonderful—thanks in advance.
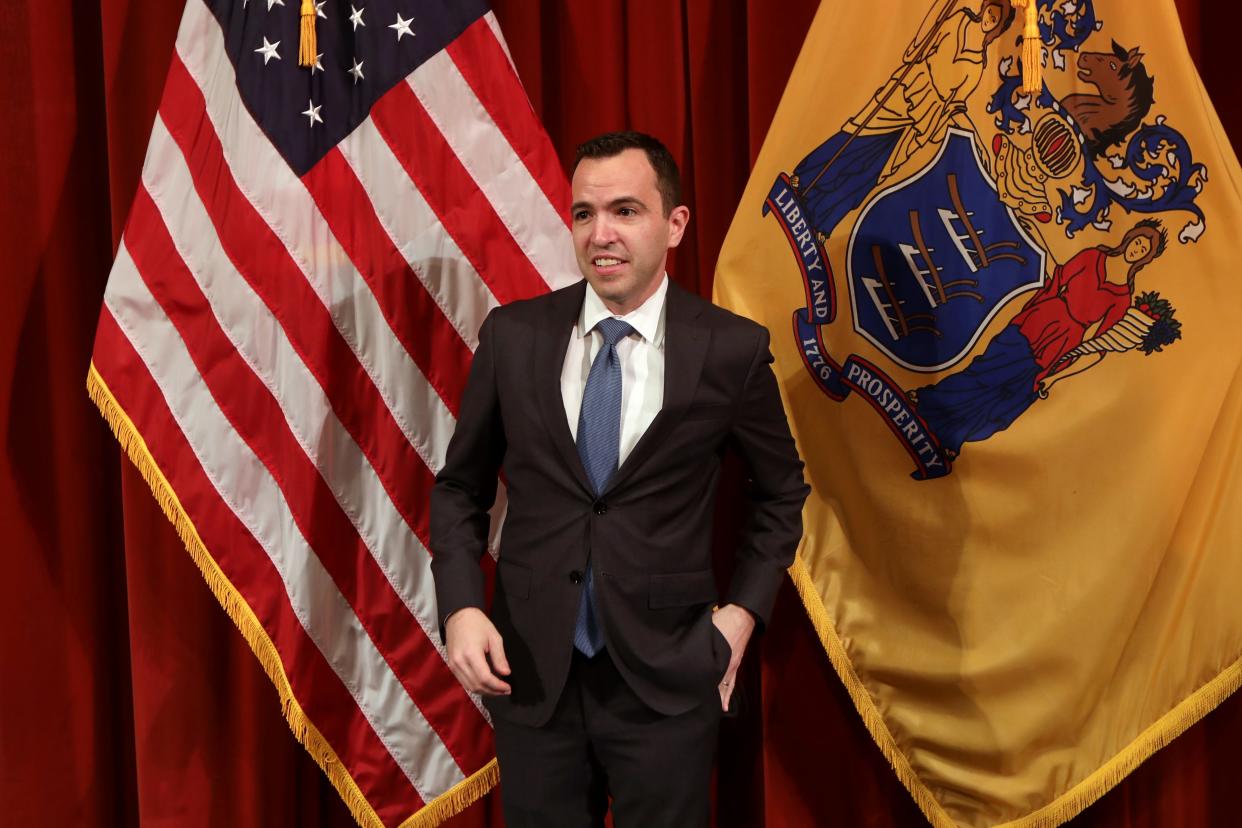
[492,648,721,827]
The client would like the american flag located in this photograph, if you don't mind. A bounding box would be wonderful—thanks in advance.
[87,1,577,825]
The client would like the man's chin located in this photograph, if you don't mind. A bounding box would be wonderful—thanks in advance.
[585,273,630,297]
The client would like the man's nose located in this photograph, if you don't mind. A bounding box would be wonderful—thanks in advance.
[590,215,619,246]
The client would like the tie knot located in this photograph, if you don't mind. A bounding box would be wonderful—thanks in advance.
[594,318,635,348]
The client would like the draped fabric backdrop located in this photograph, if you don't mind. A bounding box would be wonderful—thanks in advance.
[1,1,1238,826]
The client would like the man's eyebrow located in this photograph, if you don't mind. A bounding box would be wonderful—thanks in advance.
[570,196,648,212]
[607,196,646,210]
[571,192,650,208]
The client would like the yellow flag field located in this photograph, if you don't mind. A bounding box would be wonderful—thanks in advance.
[715,1,1242,825]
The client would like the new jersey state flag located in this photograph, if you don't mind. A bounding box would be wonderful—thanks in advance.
[715,1,1242,825]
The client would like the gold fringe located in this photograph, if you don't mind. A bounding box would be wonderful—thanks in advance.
[995,657,1242,828]
[398,760,499,828]
[788,551,1242,827]
[787,554,957,828]
[299,0,317,67]
[87,362,499,827]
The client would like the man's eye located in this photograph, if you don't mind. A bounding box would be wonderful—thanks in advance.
[573,210,590,222]
[618,207,637,216]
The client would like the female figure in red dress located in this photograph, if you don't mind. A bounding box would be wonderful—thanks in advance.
[913,219,1168,456]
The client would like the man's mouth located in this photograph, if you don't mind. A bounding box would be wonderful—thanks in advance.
[593,256,624,267]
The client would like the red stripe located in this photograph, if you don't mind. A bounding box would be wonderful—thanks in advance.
[301,148,472,415]
[446,17,571,224]
[159,54,435,549]
[122,182,495,773]
[370,80,551,304]
[92,311,425,827]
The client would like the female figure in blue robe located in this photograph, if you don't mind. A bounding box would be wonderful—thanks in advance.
[911,219,1168,457]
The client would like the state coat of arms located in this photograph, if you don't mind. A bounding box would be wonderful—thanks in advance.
[764,0,1197,478]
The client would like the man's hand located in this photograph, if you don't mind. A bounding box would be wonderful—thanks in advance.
[445,608,512,696]
[711,603,756,711]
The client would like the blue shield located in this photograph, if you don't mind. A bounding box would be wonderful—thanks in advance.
[846,128,1045,372]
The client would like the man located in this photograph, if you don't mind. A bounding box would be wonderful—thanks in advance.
[430,131,808,826]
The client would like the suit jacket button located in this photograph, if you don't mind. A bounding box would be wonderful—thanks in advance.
[593,502,608,515]
[569,570,583,584]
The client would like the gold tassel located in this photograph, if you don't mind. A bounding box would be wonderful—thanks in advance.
[1013,0,1043,93]
[299,0,317,67]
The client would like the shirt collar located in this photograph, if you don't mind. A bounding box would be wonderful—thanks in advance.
[579,274,668,349]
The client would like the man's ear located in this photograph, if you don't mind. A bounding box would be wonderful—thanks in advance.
[667,205,691,248]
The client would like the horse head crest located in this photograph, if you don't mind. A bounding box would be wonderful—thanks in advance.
[1112,40,1145,74]
[1061,40,1156,157]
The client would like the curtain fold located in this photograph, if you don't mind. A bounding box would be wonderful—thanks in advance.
[2,1,1238,825]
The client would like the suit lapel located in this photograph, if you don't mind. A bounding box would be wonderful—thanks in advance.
[534,280,595,494]
[605,282,709,495]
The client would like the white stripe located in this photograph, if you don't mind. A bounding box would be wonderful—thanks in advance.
[175,0,457,473]
[407,53,581,292]
[482,12,518,77]
[103,242,465,798]
[338,118,498,352]
[140,116,479,713]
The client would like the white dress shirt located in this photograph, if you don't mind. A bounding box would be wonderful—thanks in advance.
[561,276,667,465]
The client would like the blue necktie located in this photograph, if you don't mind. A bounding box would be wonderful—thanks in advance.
[573,317,634,657]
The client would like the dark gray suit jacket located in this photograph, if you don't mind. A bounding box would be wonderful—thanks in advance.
[430,280,808,727]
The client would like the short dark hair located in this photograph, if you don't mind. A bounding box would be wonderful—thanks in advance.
[571,131,682,216]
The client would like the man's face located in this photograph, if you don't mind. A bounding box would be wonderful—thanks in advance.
[570,148,689,315]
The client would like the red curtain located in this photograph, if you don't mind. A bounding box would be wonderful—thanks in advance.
[1,2,1238,826]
